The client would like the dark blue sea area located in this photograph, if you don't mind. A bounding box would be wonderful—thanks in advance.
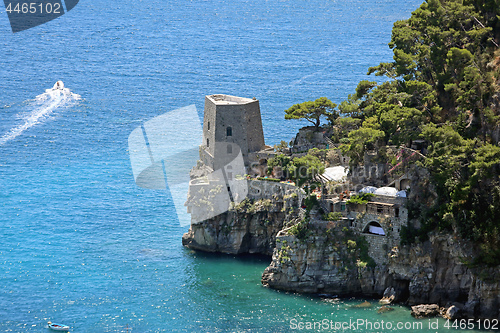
[1,0,484,331]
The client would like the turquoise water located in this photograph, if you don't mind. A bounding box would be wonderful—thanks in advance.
[0,0,488,332]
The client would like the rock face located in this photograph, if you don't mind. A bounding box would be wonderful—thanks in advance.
[261,233,363,294]
[182,208,294,255]
[387,233,500,319]
[261,227,500,319]
[443,305,461,320]
[182,181,500,319]
[182,191,302,256]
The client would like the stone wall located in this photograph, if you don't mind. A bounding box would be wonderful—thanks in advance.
[347,195,408,265]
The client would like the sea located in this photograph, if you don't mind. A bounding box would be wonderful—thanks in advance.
[0,0,490,332]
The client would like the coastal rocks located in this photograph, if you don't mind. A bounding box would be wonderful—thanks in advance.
[379,287,396,305]
[261,224,367,295]
[261,233,362,294]
[182,209,294,255]
[354,301,372,308]
[261,227,500,319]
[183,192,302,255]
[387,233,500,319]
[411,304,440,318]
[183,183,500,319]
[442,305,461,320]
[378,305,395,313]
[411,304,461,320]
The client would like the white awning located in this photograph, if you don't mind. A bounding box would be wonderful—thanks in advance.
[374,187,398,196]
[368,225,385,235]
[322,166,348,181]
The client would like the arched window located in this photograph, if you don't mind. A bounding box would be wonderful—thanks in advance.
[207,121,210,131]
[226,126,232,137]
[207,138,209,147]
[227,165,233,180]
[227,144,232,154]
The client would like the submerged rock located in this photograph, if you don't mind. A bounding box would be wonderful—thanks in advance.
[378,305,395,313]
[354,301,372,308]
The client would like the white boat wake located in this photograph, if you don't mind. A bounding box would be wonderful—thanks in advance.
[0,82,81,146]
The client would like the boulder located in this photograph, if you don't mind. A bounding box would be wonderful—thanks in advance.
[411,304,440,318]
[379,286,396,305]
[442,305,461,320]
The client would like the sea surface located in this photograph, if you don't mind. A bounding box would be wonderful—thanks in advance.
[0,0,489,332]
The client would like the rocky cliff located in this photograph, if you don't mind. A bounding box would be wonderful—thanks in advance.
[182,190,302,256]
[182,171,500,319]
[262,225,500,319]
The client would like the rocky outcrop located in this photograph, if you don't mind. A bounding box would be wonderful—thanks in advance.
[411,304,440,318]
[182,172,500,319]
[261,233,362,294]
[182,191,302,256]
[386,233,500,319]
[261,226,500,319]
[261,220,381,295]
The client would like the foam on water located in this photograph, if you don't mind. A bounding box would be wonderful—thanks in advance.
[0,84,81,146]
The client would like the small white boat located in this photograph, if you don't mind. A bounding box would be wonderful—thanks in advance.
[53,80,64,90]
[47,321,70,331]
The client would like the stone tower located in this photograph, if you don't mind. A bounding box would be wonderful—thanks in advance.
[199,94,266,171]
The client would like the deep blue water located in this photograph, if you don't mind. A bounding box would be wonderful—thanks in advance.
[1,0,483,332]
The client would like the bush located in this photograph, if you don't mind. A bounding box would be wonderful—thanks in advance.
[304,194,318,211]
[289,221,311,241]
[323,212,343,221]
[347,193,375,205]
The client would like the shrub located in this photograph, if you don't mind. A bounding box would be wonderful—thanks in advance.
[323,212,343,221]
[347,193,375,205]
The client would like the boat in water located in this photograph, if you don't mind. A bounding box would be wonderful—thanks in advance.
[47,321,70,331]
[52,80,64,90]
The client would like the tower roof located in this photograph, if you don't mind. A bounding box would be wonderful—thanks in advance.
[206,94,257,105]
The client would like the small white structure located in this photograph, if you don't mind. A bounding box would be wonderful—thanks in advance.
[374,187,398,196]
[359,186,377,194]
[322,166,348,182]
[396,190,407,198]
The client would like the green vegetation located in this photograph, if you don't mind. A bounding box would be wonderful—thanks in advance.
[323,212,343,221]
[267,152,325,187]
[273,140,289,153]
[288,219,312,241]
[346,193,375,205]
[336,0,500,266]
[288,154,325,186]
[287,0,500,265]
[284,97,338,130]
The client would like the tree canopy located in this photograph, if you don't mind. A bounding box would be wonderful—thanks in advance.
[284,97,338,130]
[293,0,500,265]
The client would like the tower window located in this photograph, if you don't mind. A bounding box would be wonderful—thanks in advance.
[207,138,209,147]
[227,144,232,154]
[208,121,210,131]
[226,127,232,137]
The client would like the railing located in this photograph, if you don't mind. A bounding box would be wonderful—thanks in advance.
[323,134,335,148]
